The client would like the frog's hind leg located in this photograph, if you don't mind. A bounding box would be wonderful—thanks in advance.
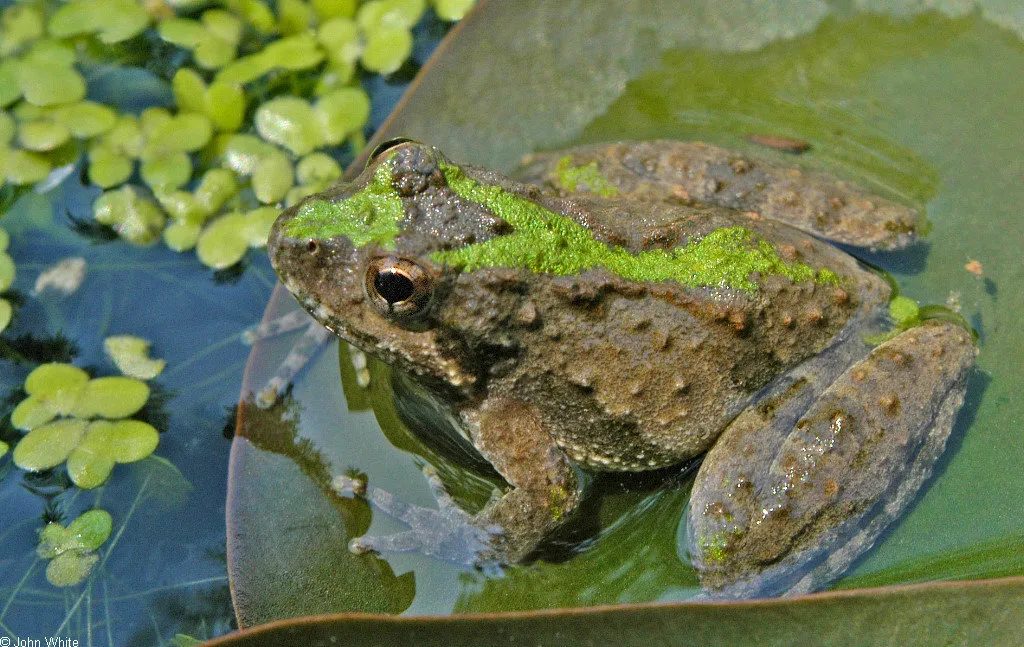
[517,140,921,251]
[687,321,976,599]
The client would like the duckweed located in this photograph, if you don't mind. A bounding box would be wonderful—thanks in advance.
[0,5,44,56]
[48,0,150,44]
[67,419,159,488]
[10,362,159,488]
[255,97,322,156]
[13,418,88,471]
[33,256,87,295]
[0,298,11,333]
[104,334,166,380]
[93,186,166,246]
[159,13,241,70]
[71,376,150,419]
[0,246,14,292]
[361,26,412,74]
[163,220,203,252]
[37,509,112,587]
[88,145,134,188]
[18,119,70,151]
[172,69,246,133]
[140,151,192,192]
[251,149,294,204]
[240,206,282,246]
[0,0,477,269]
[197,212,249,269]
[0,439,8,458]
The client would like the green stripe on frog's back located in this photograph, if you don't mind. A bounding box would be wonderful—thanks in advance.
[553,156,619,197]
[434,163,839,294]
[282,160,404,247]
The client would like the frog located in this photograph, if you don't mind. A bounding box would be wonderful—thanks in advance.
[267,139,976,599]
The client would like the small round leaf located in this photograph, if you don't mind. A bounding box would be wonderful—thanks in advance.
[84,419,159,463]
[71,376,150,419]
[196,212,247,269]
[12,418,88,471]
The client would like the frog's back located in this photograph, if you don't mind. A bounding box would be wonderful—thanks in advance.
[440,191,889,471]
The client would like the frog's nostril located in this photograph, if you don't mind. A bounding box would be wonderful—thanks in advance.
[375,270,415,303]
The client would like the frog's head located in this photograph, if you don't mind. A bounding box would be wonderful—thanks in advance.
[268,139,519,394]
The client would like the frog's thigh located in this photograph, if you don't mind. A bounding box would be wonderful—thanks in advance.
[518,140,920,250]
[465,398,581,561]
[688,322,976,599]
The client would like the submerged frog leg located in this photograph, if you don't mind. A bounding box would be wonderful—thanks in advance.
[687,321,976,599]
[242,308,333,408]
[334,399,581,565]
[517,141,921,251]
[334,468,501,564]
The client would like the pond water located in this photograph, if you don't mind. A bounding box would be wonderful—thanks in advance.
[5,1,1024,640]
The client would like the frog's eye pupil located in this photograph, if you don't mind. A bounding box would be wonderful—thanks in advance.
[375,270,415,304]
[365,256,435,324]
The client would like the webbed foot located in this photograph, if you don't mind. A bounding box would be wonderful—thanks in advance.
[333,466,504,566]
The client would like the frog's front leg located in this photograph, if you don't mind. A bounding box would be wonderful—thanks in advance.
[687,321,976,599]
[339,397,581,565]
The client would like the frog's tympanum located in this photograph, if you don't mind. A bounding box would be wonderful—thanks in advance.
[268,140,976,599]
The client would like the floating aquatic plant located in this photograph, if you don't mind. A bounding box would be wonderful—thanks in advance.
[104,334,167,380]
[0,0,475,271]
[36,508,112,586]
[10,362,160,489]
[0,225,13,334]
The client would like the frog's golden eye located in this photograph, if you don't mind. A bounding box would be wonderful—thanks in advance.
[367,137,418,165]
[365,256,434,321]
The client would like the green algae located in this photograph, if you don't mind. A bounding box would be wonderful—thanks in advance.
[283,159,403,246]
[433,163,838,293]
[553,155,619,197]
[285,156,837,292]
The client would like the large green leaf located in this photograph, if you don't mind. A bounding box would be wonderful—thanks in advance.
[228,0,1024,638]
[210,576,1024,646]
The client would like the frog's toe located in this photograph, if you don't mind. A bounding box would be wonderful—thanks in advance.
[336,472,501,565]
[688,321,976,598]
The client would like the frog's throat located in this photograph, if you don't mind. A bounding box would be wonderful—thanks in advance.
[282,155,839,294]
